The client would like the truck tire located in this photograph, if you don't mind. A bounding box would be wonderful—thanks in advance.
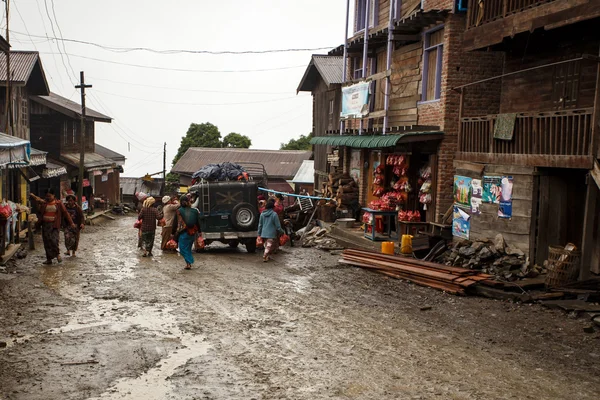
[245,240,257,254]
[231,202,258,231]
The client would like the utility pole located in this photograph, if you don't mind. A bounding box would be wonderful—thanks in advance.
[75,72,92,208]
[161,142,166,196]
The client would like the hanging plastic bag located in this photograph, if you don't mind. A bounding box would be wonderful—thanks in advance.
[157,218,166,227]
[195,235,205,249]
[279,234,290,246]
[256,236,264,249]
[165,239,178,250]
[133,219,142,229]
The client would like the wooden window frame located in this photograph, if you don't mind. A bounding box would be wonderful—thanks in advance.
[354,0,379,33]
[421,25,444,103]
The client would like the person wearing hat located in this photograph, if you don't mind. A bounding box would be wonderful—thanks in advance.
[160,195,179,251]
[138,196,161,257]
[64,194,85,257]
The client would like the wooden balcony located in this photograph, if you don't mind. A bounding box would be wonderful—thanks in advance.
[463,0,600,51]
[457,108,595,168]
[466,0,557,29]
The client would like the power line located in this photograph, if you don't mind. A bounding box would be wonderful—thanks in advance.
[87,76,293,95]
[42,0,76,85]
[49,0,77,81]
[33,50,305,73]
[94,89,309,106]
[33,0,63,88]
[9,30,334,55]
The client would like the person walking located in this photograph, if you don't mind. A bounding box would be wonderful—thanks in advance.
[138,197,161,257]
[30,189,75,265]
[172,195,201,270]
[64,194,85,257]
[257,200,284,262]
[160,195,179,251]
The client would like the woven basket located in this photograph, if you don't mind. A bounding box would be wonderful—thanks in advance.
[545,245,580,288]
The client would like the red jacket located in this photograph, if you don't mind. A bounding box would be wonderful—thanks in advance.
[37,200,74,229]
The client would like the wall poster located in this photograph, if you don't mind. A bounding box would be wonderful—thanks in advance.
[482,176,502,204]
[350,149,361,183]
[452,205,471,240]
[498,176,513,219]
[453,176,472,208]
[470,178,483,215]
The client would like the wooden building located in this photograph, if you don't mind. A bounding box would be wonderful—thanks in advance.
[297,55,343,191]
[30,92,116,203]
[94,143,126,205]
[455,0,600,277]
[0,51,50,203]
[308,0,495,224]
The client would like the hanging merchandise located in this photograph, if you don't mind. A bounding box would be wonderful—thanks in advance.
[418,165,433,210]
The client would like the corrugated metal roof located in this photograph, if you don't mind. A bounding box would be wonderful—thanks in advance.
[292,160,314,183]
[297,55,343,92]
[61,152,116,171]
[0,132,29,148]
[120,177,162,196]
[310,132,444,148]
[95,143,125,162]
[0,51,49,94]
[32,92,112,122]
[172,148,312,179]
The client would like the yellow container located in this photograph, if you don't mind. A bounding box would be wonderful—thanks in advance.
[381,241,395,255]
[400,234,413,254]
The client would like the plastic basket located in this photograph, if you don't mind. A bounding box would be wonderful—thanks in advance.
[545,245,580,288]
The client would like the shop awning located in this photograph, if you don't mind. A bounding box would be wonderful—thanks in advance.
[42,158,68,178]
[61,152,116,172]
[0,132,30,168]
[29,148,47,167]
[310,132,443,149]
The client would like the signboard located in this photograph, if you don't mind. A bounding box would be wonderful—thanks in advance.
[101,174,109,182]
[341,82,370,118]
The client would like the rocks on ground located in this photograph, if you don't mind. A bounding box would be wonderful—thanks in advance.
[435,234,546,281]
[300,226,343,251]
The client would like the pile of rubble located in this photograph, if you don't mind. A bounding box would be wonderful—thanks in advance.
[299,226,343,251]
[435,234,546,281]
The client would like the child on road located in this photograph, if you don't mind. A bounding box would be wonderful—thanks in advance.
[257,200,284,262]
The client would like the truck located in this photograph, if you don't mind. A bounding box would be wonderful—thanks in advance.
[187,163,266,253]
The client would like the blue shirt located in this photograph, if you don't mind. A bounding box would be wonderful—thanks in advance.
[258,209,283,239]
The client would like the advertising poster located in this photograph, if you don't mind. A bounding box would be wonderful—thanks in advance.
[452,205,471,240]
[471,178,483,215]
[482,176,502,204]
[350,150,361,183]
[101,174,109,182]
[498,176,514,219]
[453,176,472,208]
[341,82,370,118]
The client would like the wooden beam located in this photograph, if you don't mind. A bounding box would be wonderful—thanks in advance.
[591,159,600,189]
[392,34,421,42]
[580,174,599,280]
[455,153,594,169]
[453,160,485,174]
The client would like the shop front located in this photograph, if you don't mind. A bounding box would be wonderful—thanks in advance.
[311,132,443,247]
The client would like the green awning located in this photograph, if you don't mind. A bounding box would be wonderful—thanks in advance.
[310,132,443,149]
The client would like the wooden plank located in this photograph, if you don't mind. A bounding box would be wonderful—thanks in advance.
[591,159,600,190]
[580,176,598,280]
[455,152,594,169]
[453,160,486,174]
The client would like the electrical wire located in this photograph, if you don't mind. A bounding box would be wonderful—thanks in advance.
[9,30,334,55]
[87,76,293,95]
[49,0,77,81]
[34,50,305,73]
[33,0,63,87]
[93,89,309,106]
[42,0,76,85]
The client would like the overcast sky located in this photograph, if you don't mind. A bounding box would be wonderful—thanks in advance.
[5,0,350,177]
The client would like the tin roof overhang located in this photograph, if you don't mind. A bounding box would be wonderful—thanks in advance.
[310,132,443,148]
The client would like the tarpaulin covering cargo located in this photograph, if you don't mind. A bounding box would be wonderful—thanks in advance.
[191,162,249,183]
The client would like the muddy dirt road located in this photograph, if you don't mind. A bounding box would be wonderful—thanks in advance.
[0,216,599,399]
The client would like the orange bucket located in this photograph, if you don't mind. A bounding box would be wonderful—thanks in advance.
[381,241,395,255]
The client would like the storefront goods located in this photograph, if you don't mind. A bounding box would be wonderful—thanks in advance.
[340,249,498,295]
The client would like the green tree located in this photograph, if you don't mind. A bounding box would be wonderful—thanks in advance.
[280,132,314,150]
[222,132,252,148]
[172,122,222,165]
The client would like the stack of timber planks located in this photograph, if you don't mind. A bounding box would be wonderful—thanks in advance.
[326,172,359,213]
[340,249,502,295]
